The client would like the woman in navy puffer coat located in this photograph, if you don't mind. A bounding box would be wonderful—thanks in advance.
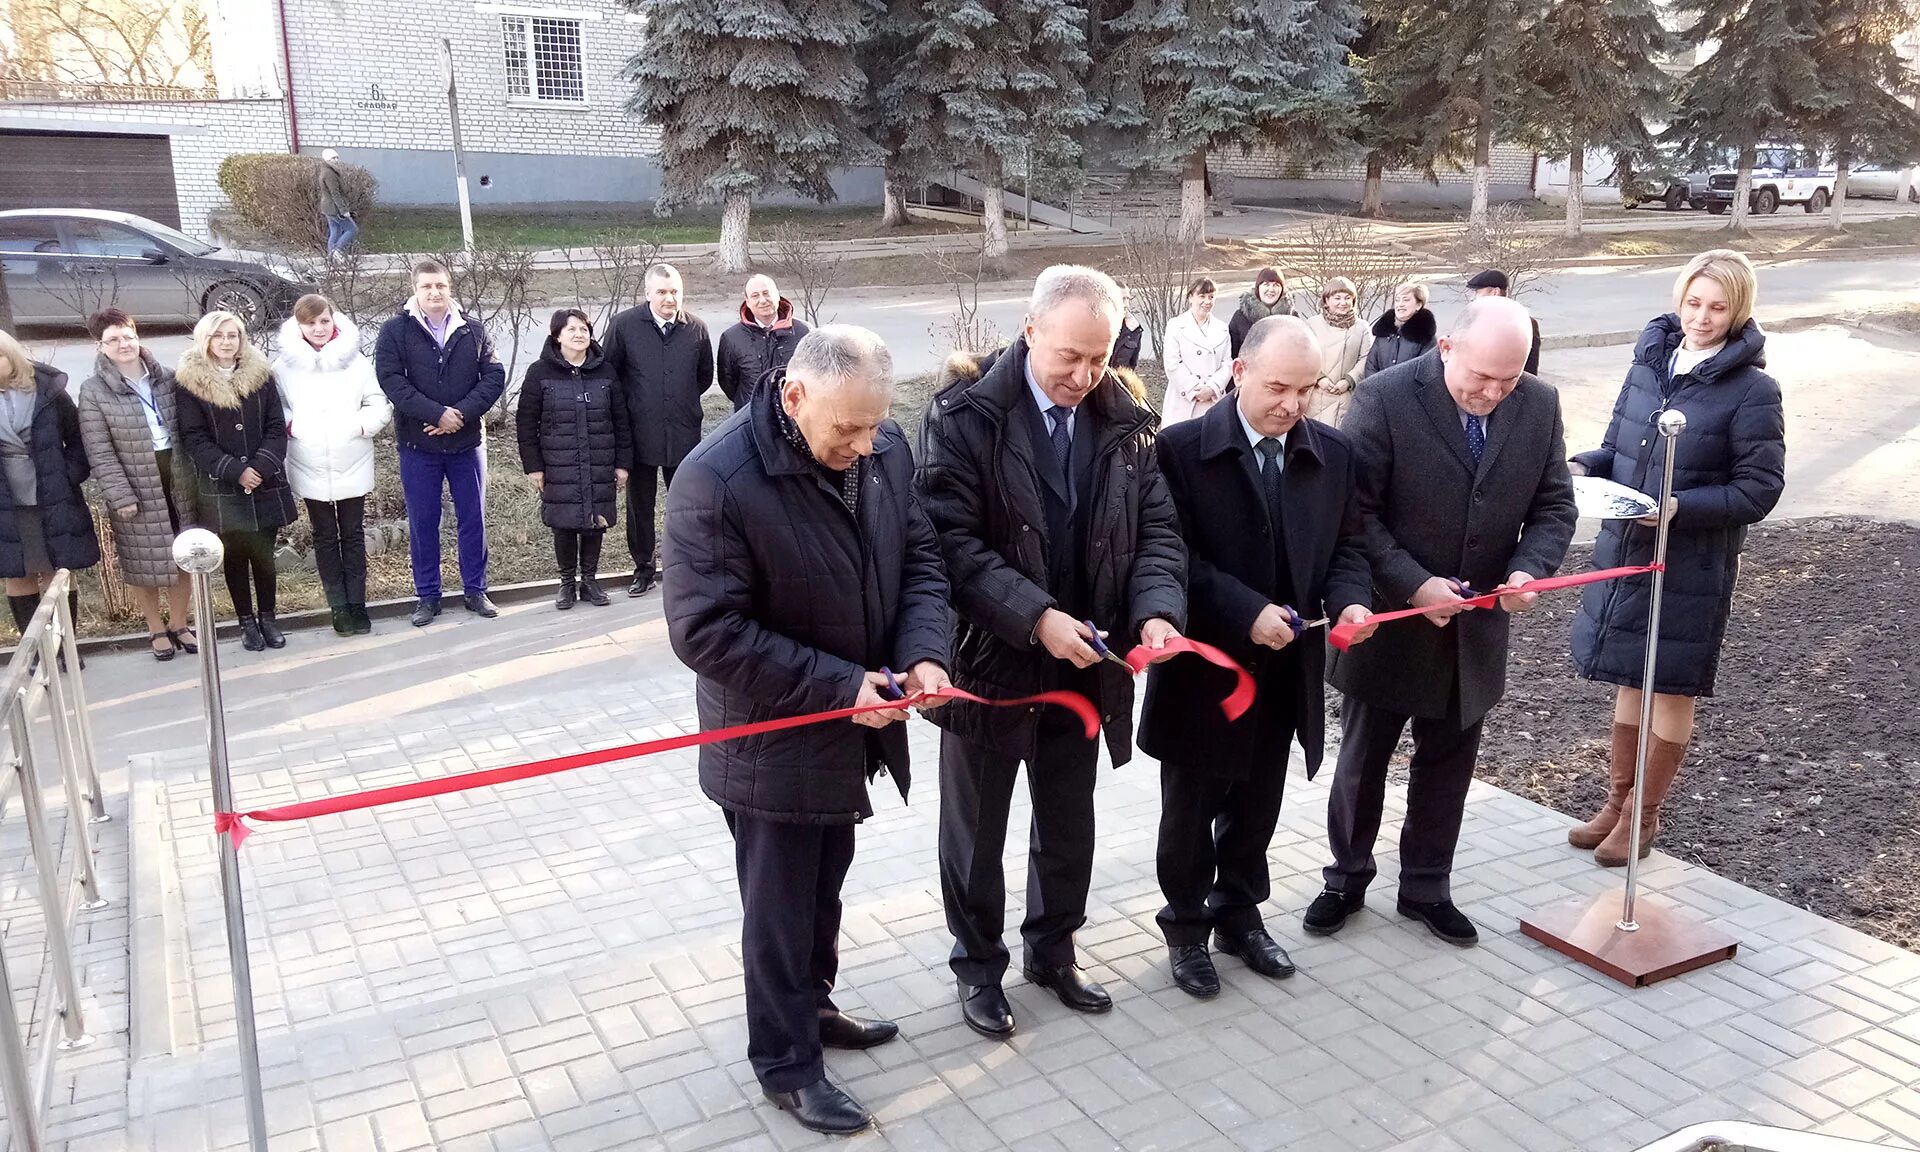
[1565,249,1785,868]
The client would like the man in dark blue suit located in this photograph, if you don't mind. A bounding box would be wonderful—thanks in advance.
[1139,316,1378,998]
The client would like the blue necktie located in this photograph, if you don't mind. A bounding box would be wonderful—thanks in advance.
[1464,413,1486,464]
[1048,405,1073,475]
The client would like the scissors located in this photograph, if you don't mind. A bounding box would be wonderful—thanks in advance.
[879,667,908,702]
[1446,578,1478,600]
[1280,606,1330,634]
[1082,620,1137,671]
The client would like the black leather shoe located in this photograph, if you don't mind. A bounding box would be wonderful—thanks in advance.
[257,613,286,649]
[348,606,372,635]
[763,1077,872,1136]
[1022,963,1112,1014]
[239,615,265,652]
[330,607,355,636]
[463,592,499,618]
[958,982,1015,1039]
[819,1011,898,1050]
[555,581,576,610]
[1302,889,1365,937]
[1397,898,1479,947]
[1169,945,1220,999]
[1214,928,1296,979]
[578,576,610,606]
[627,570,655,597]
[410,599,441,627]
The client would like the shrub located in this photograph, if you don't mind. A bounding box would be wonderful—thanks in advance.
[217,153,377,251]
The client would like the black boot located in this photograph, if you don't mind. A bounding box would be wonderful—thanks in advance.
[555,579,577,610]
[330,607,355,636]
[349,604,372,635]
[578,575,609,607]
[64,588,83,667]
[239,615,266,652]
[7,594,36,638]
[257,612,287,649]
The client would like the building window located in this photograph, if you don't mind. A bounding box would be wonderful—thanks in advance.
[501,15,585,104]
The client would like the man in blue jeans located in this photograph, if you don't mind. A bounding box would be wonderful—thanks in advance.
[374,259,505,626]
[318,150,358,255]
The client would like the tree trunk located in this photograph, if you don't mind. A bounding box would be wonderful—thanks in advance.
[881,160,912,228]
[0,266,12,334]
[1180,148,1208,247]
[1728,143,1755,235]
[1563,141,1585,239]
[719,192,752,274]
[980,151,1009,262]
[1468,68,1493,235]
[1360,152,1386,217]
[1830,151,1851,232]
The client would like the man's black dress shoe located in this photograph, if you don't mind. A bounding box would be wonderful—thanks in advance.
[819,1011,898,1050]
[410,599,441,628]
[763,1077,872,1135]
[627,570,655,597]
[1022,963,1112,1013]
[463,592,499,618]
[1302,889,1366,936]
[1397,897,1479,946]
[958,982,1015,1038]
[1214,928,1296,979]
[1169,945,1220,999]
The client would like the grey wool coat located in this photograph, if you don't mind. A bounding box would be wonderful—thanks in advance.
[1328,352,1578,725]
[79,350,183,587]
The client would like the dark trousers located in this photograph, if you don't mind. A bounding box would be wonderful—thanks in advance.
[218,530,276,617]
[304,497,367,607]
[552,528,604,581]
[624,465,676,572]
[398,444,488,600]
[1323,695,1484,903]
[726,810,854,1093]
[1156,757,1290,946]
[938,711,1100,985]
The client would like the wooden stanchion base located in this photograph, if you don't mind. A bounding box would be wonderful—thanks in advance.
[1520,889,1738,988]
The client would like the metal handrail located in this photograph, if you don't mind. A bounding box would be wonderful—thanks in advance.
[0,571,108,1152]
[1634,1122,1886,1151]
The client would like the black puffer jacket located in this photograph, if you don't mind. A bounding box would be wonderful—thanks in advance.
[0,364,98,578]
[716,299,810,410]
[516,340,631,531]
[1570,316,1785,697]
[1109,321,1145,371]
[602,305,715,467]
[173,347,298,534]
[915,340,1186,766]
[663,376,952,824]
[1362,307,1437,377]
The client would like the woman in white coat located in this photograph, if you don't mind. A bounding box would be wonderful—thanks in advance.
[273,294,392,636]
[1160,277,1233,427]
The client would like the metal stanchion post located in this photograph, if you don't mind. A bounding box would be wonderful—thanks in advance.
[39,624,105,911]
[1617,409,1686,932]
[0,943,41,1152]
[11,696,92,1050]
[174,529,269,1152]
[51,576,106,824]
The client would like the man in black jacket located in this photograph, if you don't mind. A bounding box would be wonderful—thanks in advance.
[1308,297,1576,947]
[664,325,952,1137]
[917,264,1185,1040]
[603,262,714,596]
[1139,316,1378,999]
[717,274,811,409]
[1467,269,1542,375]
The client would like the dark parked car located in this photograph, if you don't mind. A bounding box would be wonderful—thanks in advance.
[0,208,311,329]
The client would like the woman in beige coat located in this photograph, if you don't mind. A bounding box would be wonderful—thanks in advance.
[1303,277,1371,425]
[77,309,197,661]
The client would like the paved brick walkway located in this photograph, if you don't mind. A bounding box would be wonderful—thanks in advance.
[30,599,1920,1150]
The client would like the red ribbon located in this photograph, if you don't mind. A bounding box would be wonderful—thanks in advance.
[1127,636,1256,721]
[1327,564,1662,651]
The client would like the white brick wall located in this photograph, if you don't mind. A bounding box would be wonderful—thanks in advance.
[0,99,291,237]
[1211,143,1538,186]
[282,0,661,156]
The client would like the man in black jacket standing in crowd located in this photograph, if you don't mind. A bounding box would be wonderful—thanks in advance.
[664,325,951,1137]
[1467,269,1542,375]
[717,274,810,409]
[917,264,1185,1040]
[1139,315,1378,998]
[604,262,713,596]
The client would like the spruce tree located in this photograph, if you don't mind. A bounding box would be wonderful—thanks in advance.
[1664,0,1827,235]
[1097,0,1361,244]
[892,0,1096,260]
[624,0,876,272]
[1804,0,1920,229]
[1523,0,1673,236]
[1347,15,1459,217]
[862,0,945,227]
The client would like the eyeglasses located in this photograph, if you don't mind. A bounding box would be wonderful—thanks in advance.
[99,335,138,345]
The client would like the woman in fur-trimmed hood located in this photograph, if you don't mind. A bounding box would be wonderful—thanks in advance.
[174,311,298,652]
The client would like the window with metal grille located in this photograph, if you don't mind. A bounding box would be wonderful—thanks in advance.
[501,15,585,103]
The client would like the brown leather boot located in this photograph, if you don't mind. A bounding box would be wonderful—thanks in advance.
[1569,723,1638,849]
[1595,734,1687,867]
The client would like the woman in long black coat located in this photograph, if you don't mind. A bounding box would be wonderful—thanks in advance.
[1566,249,1785,867]
[0,332,99,643]
[175,311,299,653]
[518,310,631,609]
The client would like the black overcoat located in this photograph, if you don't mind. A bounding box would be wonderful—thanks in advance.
[1570,315,1785,696]
[516,340,631,531]
[1328,352,1578,724]
[1362,308,1438,378]
[602,305,715,468]
[173,347,298,535]
[0,364,98,577]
